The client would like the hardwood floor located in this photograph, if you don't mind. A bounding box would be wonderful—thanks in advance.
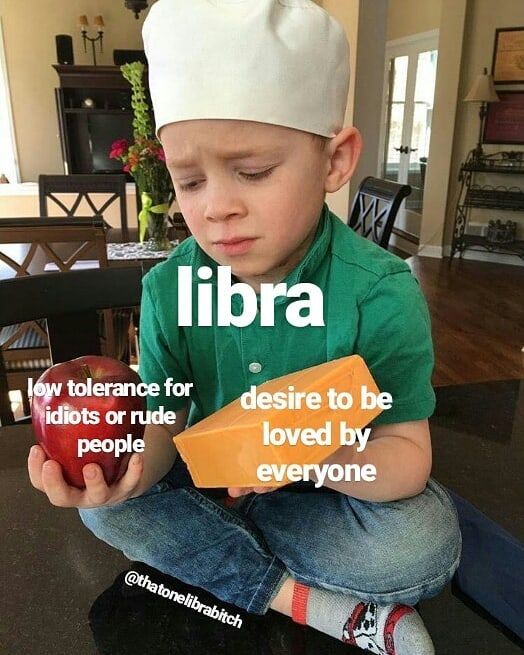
[407,255,524,387]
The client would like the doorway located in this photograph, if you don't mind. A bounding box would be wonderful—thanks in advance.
[379,30,439,244]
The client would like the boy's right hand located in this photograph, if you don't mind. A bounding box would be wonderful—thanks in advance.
[27,444,144,509]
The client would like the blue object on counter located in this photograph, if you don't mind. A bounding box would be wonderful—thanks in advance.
[447,488,524,640]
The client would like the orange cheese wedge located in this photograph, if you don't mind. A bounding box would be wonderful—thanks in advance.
[174,354,382,488]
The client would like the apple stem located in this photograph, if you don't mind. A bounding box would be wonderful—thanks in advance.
[81,364,92,379]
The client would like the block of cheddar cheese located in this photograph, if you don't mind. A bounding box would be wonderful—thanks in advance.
[174,354,382,488]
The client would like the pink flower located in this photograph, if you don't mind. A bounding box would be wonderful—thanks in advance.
[109,139,129,159]
[156,148,166,162]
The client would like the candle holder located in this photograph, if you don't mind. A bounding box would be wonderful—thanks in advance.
[78,15,104,66]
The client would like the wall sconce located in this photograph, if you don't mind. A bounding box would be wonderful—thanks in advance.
[125,1,149,19]
[78,15,105,66]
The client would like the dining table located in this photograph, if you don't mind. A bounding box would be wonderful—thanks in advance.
[41,239,180,272]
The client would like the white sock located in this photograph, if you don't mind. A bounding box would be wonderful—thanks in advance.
[291,580,434,655]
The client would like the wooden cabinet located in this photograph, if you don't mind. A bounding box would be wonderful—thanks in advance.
[53,65,148,176]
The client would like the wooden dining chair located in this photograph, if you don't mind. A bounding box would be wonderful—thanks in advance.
[347,176,412,250]
[168,212,191,242]
[39,173,129,242]
[0,265,149,425]
[0,216,108,276]
[0,217,119,417]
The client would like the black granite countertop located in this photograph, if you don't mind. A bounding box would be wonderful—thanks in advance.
[1,379,522,654]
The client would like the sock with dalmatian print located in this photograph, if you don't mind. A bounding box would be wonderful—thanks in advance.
[290,581,434,655]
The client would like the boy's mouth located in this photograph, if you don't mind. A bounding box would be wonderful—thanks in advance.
[213,237,257,256]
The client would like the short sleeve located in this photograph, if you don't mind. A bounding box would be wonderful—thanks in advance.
[354,270,436,425]
[138,272,191,412]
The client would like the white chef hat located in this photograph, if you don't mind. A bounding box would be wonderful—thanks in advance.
[142,0,350,139]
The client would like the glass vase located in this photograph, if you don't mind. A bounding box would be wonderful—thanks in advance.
[145,211,171,251]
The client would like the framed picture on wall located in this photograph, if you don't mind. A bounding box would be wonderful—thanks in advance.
[484,91,524,144]
[492,27,524,84]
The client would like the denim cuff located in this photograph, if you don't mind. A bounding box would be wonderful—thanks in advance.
[246,554,289,615]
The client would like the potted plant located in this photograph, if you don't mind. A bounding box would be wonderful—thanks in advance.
[109,61,174,250]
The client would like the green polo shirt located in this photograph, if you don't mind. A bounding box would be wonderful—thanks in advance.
[138,202,436,428]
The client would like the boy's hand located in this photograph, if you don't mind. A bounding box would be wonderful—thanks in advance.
[227,485,279,497]
[27,444,144,509]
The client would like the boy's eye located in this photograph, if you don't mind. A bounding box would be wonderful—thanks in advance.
[240,168,274,181]
[178,180,201,192]
[178,168,274,192]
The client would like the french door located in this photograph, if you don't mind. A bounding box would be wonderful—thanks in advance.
[379,31,439,241]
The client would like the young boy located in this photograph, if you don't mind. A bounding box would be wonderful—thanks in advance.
[28,1,461,653]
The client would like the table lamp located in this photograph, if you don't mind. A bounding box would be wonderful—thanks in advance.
[463,67,500,161]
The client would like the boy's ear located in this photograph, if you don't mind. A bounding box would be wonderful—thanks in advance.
[324,127,363,193]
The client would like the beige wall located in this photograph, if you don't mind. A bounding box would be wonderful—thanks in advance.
[418,0,467,250]
[1,0,147,182]
[387,0,441,42]
[441,0,524,249]
[10,0,519,252]
[4,0,359,219]
[329,0,441,225]
[350,0,388,213]
[321,0,359,220]
[386,0,524,252]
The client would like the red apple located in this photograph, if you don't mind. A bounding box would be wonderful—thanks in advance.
[31,355,146,488]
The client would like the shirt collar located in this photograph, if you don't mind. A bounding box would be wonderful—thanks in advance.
[280,202,331,288]
[190,202,332,293]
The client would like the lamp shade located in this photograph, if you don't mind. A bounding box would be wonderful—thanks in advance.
[94,15,105,28]
[464,69,500,103]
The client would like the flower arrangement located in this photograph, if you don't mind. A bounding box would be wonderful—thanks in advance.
[109,61,174,247]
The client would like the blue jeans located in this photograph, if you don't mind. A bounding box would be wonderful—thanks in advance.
[79,456,461,615]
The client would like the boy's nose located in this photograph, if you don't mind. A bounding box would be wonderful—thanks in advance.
[204,190,246,223]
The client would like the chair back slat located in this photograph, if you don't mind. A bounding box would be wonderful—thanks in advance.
[348,176,411,249]
[0,216,107,277]
[0,217,115,419]
[0,266,146,328]
[39,174,129,242]
[0,265,148,426]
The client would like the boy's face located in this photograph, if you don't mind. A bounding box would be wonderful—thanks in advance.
[161,119,332,289]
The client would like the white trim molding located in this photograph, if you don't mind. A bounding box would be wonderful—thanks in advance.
[386,29,440,49]
[452,250,524,267]
[417,244,444,258]
[0,18,20,183]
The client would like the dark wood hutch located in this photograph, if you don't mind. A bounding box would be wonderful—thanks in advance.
[53,65,147,177]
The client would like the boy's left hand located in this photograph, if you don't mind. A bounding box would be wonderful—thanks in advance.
[227,486,278,497]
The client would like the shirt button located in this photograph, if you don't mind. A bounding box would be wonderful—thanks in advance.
[248,362,262,374]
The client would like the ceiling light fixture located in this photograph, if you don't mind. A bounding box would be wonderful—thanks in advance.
[125,1,149,20]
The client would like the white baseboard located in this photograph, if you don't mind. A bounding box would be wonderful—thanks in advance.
[390,233,418,256]
[416,243,523,266]
[417,244,444,258]
[453,249,524,267]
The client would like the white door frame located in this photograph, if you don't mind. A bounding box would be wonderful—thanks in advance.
[0,17,20,183]
[377,29,440,181]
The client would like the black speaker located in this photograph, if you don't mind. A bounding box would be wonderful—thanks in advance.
[113,49,147,66]
[55,35,74,65]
